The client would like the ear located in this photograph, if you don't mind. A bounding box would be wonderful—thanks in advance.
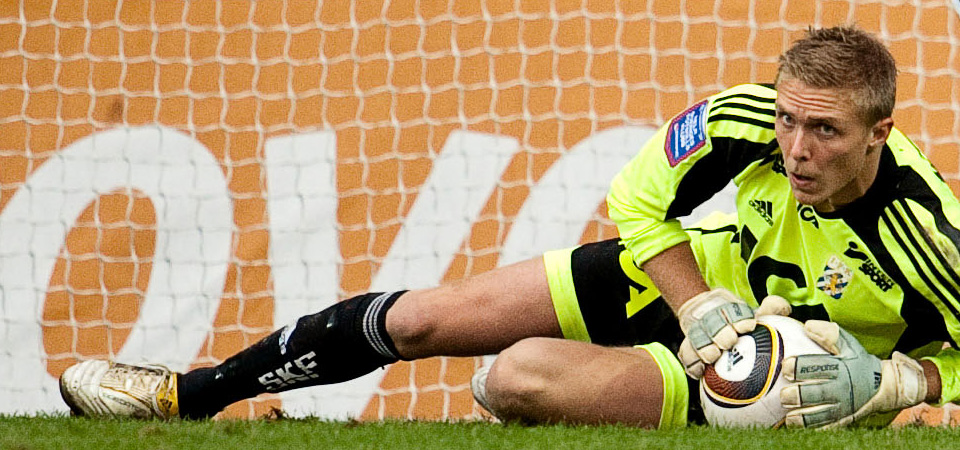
[869,117,894,151]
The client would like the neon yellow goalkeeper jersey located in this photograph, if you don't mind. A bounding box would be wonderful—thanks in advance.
[607,83,960,403]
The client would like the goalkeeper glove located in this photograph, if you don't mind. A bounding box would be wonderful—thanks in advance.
[677,289,791,378]
[780,320,928,428]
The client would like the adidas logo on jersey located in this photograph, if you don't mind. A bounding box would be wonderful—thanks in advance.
[749,199,774,226]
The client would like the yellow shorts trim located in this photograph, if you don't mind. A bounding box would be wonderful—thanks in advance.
[543,247,591,342]
[639,342,689,429]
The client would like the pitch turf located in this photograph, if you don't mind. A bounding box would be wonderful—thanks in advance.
[3,416,960,449]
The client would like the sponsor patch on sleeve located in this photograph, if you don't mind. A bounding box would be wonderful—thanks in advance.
[664,100,709,167]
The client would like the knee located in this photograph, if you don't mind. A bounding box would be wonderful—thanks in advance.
[383,291,439,358]
[484,338,556,418]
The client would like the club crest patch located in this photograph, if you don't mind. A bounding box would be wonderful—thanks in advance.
[665,100,708,167]
[816,255,853,300]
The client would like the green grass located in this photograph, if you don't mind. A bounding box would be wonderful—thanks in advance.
[2,416,960,450]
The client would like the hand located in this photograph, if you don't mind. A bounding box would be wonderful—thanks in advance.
[780,320,928,428]
[677,289,791,378]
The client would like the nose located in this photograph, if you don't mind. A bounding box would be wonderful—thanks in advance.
[784,127,811,162]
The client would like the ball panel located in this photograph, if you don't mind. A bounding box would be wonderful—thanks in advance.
[712,335,758,381]
[701,323,781,406]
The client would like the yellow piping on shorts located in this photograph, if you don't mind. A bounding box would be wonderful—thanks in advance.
[639,341,689,428]
[543,247,591,342]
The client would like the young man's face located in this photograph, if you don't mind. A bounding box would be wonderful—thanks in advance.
[774,78,893,212]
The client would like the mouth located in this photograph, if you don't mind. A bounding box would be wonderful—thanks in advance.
[789,171,815,189]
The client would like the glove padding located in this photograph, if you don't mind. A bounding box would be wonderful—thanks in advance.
[780,320,928,428]
[677,289,791,378]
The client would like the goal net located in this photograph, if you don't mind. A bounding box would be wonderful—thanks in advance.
[2,0,959,424]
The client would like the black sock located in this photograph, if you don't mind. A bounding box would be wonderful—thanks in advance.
[177,291,406,418]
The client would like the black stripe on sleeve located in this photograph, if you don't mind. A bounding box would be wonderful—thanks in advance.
[882,209,960,323]
[708,102,776,118]
[661,85,778,220]
[707,114,775,130]
[837,149,956,352]
[898,199,960,290]
[711,92,776,105]
[665,137,779,219]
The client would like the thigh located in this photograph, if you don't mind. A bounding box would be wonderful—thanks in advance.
[387,256,563,359]
[486,338,675,427]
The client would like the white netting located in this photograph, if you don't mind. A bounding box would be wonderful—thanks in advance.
[1,0,959,422]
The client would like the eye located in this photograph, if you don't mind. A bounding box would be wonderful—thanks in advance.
[777,111,794,127]
[817,124,837,136]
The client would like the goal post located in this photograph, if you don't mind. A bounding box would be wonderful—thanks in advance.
[2,0,959,424]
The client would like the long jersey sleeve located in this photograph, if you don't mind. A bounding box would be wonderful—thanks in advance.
[607,83,960,403]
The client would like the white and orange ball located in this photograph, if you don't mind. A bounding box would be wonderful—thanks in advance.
[699,315,829,428]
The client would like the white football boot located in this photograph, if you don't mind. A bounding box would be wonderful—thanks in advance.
[470,365,498,419]
[59,360,180,419]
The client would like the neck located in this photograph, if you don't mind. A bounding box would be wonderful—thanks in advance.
[815,147,882,213]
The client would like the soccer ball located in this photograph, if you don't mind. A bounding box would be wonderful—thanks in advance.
[699,314,829,428]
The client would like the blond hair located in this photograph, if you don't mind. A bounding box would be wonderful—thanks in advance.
[776,25,897,125]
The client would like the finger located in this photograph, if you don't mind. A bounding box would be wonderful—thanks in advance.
[783,410,804,428]
[730,318,757,335]
[696,342,722,365]
[700,309,735,342]
[702,303,753,343]
[678,338,699,368]
[713,325,740,350]
[783,404,841,429]
[718,302,755,330]
[782,356,797,382]
[803,320,841,354]
[685,326,713,352]
[685,361,705,379]
[781,380,842,407]
[820,414,856,430]
[780,384,801,408]
[678,338,705,379]
[756,295,791,317]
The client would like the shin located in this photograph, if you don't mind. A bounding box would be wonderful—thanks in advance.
[177,292,405,418]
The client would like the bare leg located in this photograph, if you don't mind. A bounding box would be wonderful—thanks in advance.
[387,256,562,358]
[389,257,669,428]
[483,337,666,428]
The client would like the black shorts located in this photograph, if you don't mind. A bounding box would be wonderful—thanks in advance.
[542,237,705,425]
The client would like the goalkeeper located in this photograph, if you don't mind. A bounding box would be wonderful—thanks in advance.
[60,25,954,429]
